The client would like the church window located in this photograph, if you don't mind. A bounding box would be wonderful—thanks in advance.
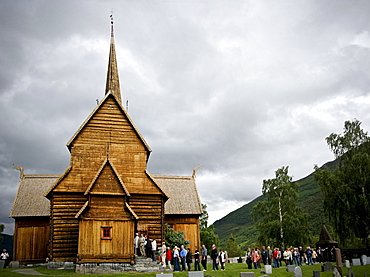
[101,226,112,239]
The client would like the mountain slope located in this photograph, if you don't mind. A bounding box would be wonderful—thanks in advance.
[213,160,337,249]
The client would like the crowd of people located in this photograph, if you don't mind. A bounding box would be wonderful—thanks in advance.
[244,245,337,269]
[133,235,227,272]
[133,233,338,272]
[162,244,227,272]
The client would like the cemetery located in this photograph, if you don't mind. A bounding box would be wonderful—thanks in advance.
[2,256,370,276]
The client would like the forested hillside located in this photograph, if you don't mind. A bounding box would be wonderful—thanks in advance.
[213,160,337,250]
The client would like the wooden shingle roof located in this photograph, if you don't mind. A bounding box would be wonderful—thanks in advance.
[10,174,59,217]
[11,173,202,217]
[153,175,203,215]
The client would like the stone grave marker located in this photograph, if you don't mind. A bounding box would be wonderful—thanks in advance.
[333,267,341,277]
[352,258,361,266]
[189,272,204,277]
[265,264,272,274]
[345,260,350,268]
[0,260,4,269]
[240,272,255,277]
[156,274,173,277]
[347,267,355,277]
[321,261,334,272]
[10,261,19,268]
[313,271,320,277]
[361,255,367,265]
[367,256,370,265]
[287,265,296,272]
[294,266,302,277]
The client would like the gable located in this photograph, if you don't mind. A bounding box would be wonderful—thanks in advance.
[84,159,130,196]
[67,93,151,155]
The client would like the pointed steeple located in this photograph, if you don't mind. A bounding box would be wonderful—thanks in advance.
[105,12,122,104]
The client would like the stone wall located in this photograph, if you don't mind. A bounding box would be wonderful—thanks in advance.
[49,257,164,274]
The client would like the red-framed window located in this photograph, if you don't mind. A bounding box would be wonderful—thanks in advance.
[101,226,112,239]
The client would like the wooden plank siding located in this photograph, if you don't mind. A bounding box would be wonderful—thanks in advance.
[53,97,160,195]
[50,193,86,261]
[129,194,164,241]
[165,216,200,251]
[77,219,134,263]
[13,217,49,264]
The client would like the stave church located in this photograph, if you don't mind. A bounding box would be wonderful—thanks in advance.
[10,18,202,266]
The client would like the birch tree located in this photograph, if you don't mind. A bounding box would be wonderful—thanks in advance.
[314,119,370,247]
[252,166,310,248]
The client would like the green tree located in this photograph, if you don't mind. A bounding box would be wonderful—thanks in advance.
[252,166,310,249]
[225,234,242,257]
[200,204,209,230]
[314,119,370,247]
[164,224,190,249]
[199,204,220,249]
[200,224,220,250]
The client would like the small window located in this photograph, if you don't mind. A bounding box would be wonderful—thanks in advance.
[101,227,112,239]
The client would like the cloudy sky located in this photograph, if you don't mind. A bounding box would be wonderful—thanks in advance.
[1,0,370,235]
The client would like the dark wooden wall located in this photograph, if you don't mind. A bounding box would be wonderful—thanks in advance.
[13,217,49,264]
[50,193,85,261]
[130,194,164,241]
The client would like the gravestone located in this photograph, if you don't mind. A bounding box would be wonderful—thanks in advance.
[189,272,204,277]
[265,264,272,274]
[321,262,334,272]
[352,258,361,266]
[333,267,341,277]
[366,256,370,265]
[156,274,173,277]
[345,260,350,268]
[11,261,19,268]
[361,255,367,265]
[0,260,4,269]
[313,271,320,277]
[347,267,355,277]
[287,265,296,272]
[240,272,255,277]
[335,248,342,267]
[294,266,302,277]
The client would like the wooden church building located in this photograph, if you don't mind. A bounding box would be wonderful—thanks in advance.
[10,20,202,265]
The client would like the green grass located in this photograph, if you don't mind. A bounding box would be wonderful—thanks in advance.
[0,263,369,277]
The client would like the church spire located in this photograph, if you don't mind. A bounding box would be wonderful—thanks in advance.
[105,11,122,104]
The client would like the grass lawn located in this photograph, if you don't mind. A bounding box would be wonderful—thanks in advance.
[0,263,369,277]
